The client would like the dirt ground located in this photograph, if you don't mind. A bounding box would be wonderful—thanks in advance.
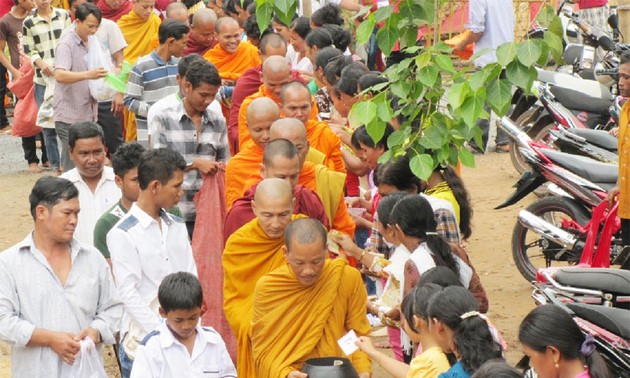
[0,152,535,376]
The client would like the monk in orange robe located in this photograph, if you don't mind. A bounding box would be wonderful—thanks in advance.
[243,118,356,238]
[238,56,319,151]
[223,178,304,378]
[281,81,346,173]
[203,17,260,82]
[224,138,330,241]
[117,0,161,141]
[251,218,371,378]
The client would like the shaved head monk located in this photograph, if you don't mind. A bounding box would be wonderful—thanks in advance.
[224,138,329,240]
[117,0,160,65]
[281,81,346,173]
[223,178,305,378]
[251,218,371,378]
[225,97,279,209]
[203,17,260,83]
[165,2,189,24]
[97,0,133,21]
[184,8,217,56]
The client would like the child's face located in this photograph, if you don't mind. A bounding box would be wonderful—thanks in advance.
[161,307,201,342]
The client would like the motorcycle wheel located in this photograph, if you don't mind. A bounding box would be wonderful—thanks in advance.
[512,196,590,282]
[530,122,556,145]
[509,108,541,174]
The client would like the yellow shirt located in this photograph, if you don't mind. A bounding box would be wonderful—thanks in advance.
[407,346,450,378]
[617,100,630,218]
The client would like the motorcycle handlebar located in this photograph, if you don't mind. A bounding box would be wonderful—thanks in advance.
[595,68,618,76]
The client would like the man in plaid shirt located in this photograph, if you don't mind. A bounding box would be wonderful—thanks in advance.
[23,0,70,174]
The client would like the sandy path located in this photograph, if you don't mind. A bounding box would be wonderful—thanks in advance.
[0,152,536,376]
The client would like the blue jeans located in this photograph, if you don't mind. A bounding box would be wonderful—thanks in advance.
[118,342,134,378]
[35,83,60,171]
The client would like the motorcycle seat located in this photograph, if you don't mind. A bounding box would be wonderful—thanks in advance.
[540,149,618,184]
[568,129,618,152]
[555,268,630,295]
[536,69,613,99]
[549,85,613,115]
[565,302,630,340]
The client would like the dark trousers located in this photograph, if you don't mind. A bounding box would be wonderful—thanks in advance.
[0,64,8,128]
[97,100,123,156]
[22,133,48,164]
[55,121,74,172]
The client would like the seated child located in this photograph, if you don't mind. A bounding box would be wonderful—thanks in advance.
[131,272,237,378]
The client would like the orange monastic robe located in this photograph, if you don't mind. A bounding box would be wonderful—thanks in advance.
[203,41,261,81]
[238,84,320,151]
[306,119,345,173]
[223,215,304,378]
[224,142,264,209]
[251,259,372,377]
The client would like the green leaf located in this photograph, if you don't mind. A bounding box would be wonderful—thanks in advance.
[448,82,471,109]
[366,119,386,145]
[348,101,377,128]
[356,16,376,45]
[418,64,439,87]
[548,16,563,38]
[275,0,290,16]
[535,5,555,27]
[387,127,411,149]
[436,146,451,164]
[374,5,394,22]
[506,60,536,91]
[400,27,418,49]
[391,80,412,99]
[415,51,431,69]
[377,101,394,122]
[376,24,400,57]
[458,147,476,168]
[517,39,542,67]
[419,123,447,150]
[378,149,392,164]
[486,79,512,116]
[460,94,485,128]
[432,41,452,53]
[496,42,518,67]
[434,53,455,73]
[468,71,486,91]
[534,38,550,66]
[544,31,564,65]
[256,3,273,35]
[409,154,435,180]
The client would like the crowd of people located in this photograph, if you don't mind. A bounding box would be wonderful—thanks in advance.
[0,0,611,377]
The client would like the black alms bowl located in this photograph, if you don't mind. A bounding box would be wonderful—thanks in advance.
[301,357,359,378]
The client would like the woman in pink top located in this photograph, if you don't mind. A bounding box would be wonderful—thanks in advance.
[519,305,611,378]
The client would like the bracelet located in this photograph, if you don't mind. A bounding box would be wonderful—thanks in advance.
[360,249,367,260]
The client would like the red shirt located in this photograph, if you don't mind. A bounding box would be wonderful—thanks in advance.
[578,0,607,9]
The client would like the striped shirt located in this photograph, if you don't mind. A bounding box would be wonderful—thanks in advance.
[0,233,122,378]
[150,96,230,221]
[22,7,70,85]
[124,51,180,146]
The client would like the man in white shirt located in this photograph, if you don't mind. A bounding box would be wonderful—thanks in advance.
[60,122,121,246]
[0,176,122,378]
[107,147,198,378]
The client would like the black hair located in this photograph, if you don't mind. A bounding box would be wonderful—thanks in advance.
[138,148,187,190]
[186,60,221,88]
[390,194,460,276]
[111,142,146,178]
[285,218,327,251]
[221,0,238,17]
[183,0,201,9]
[158,272,203,313]
[177,53,204,77]
[350,124,394,151]
[314,46,343,70]
[428,286,502,374]
[279,81,310,103]
[305,27,333,50]
[246,2,256,14]
[29,176,79,219]
[323,55,353,86]
[68,121,105,149]
[234,0,254,11]
[263,138,299,166]
[376,192,407,227]
[401,283,442,334]
[358,72,388,93]
[244,13,273,41]
[519,305,611,378]
[311,4,343,26]
[621,51,630,65]
[337,62,369,96]
[75,2,102,23]
[260,33,287,55]
[470,360,521,378]
[158,19,190,45]
[290,16,311,40]
[441,166,473,240]
[374,155,422,194]
[321,24,352,51]
[418,266,463,288]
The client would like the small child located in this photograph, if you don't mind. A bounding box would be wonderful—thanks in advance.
[130,272,236,378]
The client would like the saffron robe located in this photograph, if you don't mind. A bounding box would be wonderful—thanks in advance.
[224,182,330,241]
[203,40,261,81]
[183,30,217,57]
[250,259,372,377]
[222,214,304,378]
[306,119,345,173]
[97,0,133,21]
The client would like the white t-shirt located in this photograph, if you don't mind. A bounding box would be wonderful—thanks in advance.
[286,46,314,74]
[466,0,515,67]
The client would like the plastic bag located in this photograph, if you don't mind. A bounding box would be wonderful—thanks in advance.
[85,36,117,101]
[104,60,132,94]
[66,338,108,378]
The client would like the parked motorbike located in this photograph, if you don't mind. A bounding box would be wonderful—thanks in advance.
[496,117,627,282]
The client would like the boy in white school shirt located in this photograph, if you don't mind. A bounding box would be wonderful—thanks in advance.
[130,272,236,378]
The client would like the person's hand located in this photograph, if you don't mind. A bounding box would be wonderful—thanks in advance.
[358,372,371,378]
[330,114,347,126]
[217,161,226,171]
[39,62,54,77]
[287,371,308,378]
[329,232,360,258]
[49,331,81,365]
[345,196,363,208]
[384,307,401,321]
[609,127,620,137]
[444,36,465,52]
[607,185,620,208]
[10,68,22,80]
[194,159,220,175]
[87,67,108,80]
[111,92,124,116]
[355,336,378,356]
[221,79,235,86]
[350,212,372,229]
[76,327,100,345]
